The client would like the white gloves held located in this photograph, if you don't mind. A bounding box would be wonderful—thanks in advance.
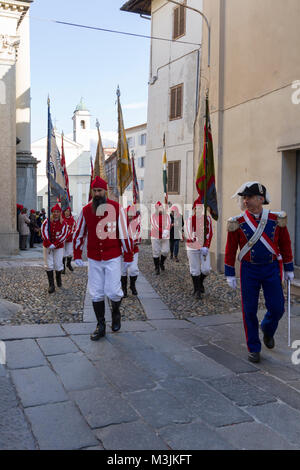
[226,276,237,289]
[284,271,294,281]
[49,244,55,250]
[75,259,84,267]
[201,247,209,257]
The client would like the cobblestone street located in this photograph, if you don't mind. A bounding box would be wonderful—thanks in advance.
[1,247,300,450]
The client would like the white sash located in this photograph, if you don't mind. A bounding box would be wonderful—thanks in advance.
[238,209,276,261]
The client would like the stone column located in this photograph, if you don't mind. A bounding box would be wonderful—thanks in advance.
[16,10,38,211]
[0,33,20,255]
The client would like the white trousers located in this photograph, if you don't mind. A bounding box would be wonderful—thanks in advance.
[63,242,73,258]
[121,252,139,277]
[88,256,123,302]
[151,238,169,258]
[43,247,64,272]
[187,250,211,276]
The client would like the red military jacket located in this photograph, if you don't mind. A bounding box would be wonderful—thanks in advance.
[224,210,294,277]
[73,199,132,262]
[41,219,68,249]
[63,214,76,243]
[150,212,171,239]
[185,214,213,250]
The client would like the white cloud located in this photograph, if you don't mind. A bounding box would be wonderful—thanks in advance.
[123,101,147,110]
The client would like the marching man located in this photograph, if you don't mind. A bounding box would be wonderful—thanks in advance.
[41,204,68,294]
[225,181,294,363]
[185,198,213,299]
[73,176,132,341]
[121,205,141,297]
[151,201,171,275]
[62,206,76,273]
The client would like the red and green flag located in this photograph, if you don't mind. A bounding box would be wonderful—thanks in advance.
[162,133,168,205]
[195,96,218,221]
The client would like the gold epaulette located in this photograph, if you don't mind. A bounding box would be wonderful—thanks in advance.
[271,211,287,228]
[227,216,240,232]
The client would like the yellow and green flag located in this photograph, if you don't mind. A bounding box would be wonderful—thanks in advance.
[116,87,132,195]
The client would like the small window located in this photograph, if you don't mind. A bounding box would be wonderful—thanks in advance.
[138,179,144,191]
[170,84,183,120]
[127,137,135,148]
[139,133,147,146]
[80,120,86,129]
[168,161,181,195]
[138,157,145,168]
[37,196,43,211]
[173,3,186,40]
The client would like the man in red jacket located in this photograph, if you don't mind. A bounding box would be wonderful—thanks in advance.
[41,204,68,293]
[62,207,76,273]
[121,205,141,297]
[73,176,132,340]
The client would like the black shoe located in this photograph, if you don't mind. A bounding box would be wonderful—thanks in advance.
[111,300,121,332]
[153,257,160,275]
[129,276,138,295]
[121,276,128,298]
[90,301,106,341]
[46,271,55,294]
[263,335,275,349]
[55,271,62,288]
[248,352,260,363]
[67,257,74,272]
[175,257,179,263]
[62,257,66,275]
[170,254,173,260]
[160,255,167,271]
[191,275,202,300]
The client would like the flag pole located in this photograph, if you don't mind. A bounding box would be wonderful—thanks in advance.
[203,92,209,243]
[47,96,51,239]
[288,279,291,347]
[117,86,122,204]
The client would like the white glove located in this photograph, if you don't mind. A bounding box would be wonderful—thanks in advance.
[284,271,294,281]
[201,247,209,257]
[162,230,169,239]
[49,244,55,250]
[227,276,237,289]
[75,259,84,267]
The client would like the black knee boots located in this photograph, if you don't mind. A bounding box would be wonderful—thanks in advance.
[111,300,122,332]
[90,301,106,341]
[46,271,55,294]
[191,275,202,300]
[62,257,66,274]
[130,276,138,295]
[153,257,160,275]
[199,273,207,293]
[55,271,62,288]
[160,255,167,271]
[66,256,74,272]
[121,276,128,298]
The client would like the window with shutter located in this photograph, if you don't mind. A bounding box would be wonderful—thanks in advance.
[170,84,183,120]
[173,3,186,40]
[168,161,181,195]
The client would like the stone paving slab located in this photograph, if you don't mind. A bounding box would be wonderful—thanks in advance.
[159,376,252,428]
[95,419,169,450]
[187,313,242,327]
[172,349,234,380]
[140,298,174,320]
[135,329,199,356]
[48,352,108,391]
[0,375,19,412]
[245,402,300,447]
[94,356,156,393]
[0,406,37,450]
[124,388,194,429]
[167,327,209,347]
[70,334,120,361]
[10,366,68,408]
[25,401,99,450]
[5,339,47,370]
[147,319,193,330]
[206,375,277,407]
[37,336,79,356]
[158,421,234,450]
[70,387,139,429]
[0,324,65,340]
[216,421,299,450]
[195,344,258,374]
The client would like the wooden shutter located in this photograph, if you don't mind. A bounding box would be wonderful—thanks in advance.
[170,84,183,120]
[173,4,186,40]
[168,161,181,194]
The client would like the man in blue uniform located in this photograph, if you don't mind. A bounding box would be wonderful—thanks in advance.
[225,182,294,363]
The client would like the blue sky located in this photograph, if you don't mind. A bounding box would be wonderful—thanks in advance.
[30,0,151,142]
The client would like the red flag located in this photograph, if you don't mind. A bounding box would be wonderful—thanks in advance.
[60,132,70,202]
[131,154,140,204]
[89,156,94,201]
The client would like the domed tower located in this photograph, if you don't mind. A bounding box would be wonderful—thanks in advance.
[72,97,91,151]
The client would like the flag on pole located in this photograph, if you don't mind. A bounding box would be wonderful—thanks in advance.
[93,119,108,181]
[88,156,94,201]
[131,152,140,204]
[162,133,168,205]
[46,98,69,211]
[195,95,218,221]
[60,132,71,203]
[116,86,132,196]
